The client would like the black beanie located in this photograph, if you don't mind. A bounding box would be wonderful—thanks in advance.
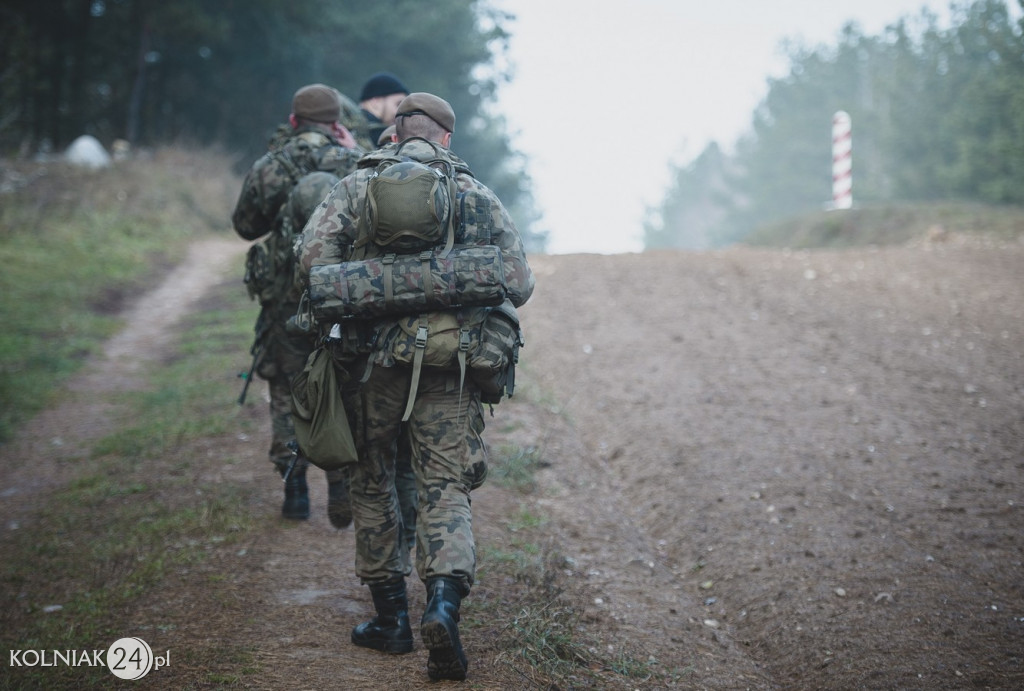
[360,72,409,101]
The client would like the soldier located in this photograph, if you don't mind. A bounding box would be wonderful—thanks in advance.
[296,93,535,681]
[357,72,409,151]
[232,84,364,525]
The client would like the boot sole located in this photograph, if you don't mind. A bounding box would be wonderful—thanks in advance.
[351,636,414,655]
[326,502,352,529]
[421,615,467,680]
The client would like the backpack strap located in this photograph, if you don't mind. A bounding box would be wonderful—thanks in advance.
[455,317,471,421]
[270,147,306,187]
[382,254,397,305]
[401,313,431,422]
[438,170,457,258]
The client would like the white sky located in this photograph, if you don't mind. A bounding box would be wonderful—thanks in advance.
[490,0,975,254]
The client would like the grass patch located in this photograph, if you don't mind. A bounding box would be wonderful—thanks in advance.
[489,444,545,493]
[90,288,257,462]
[503,598,589,680]
[0,266,258,689]
[0,148,240,443]
[472,492,670,688]
[475,524,665,688]
[743,201,1024,249]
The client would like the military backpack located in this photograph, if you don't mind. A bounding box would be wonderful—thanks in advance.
[355,137,458,256]
[244,136,336,306]
[322,138,523,412]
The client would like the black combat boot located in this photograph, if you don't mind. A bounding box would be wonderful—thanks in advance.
[351,578,414,654]
[280,465,309,520]
[420,576,468,681]
[327,476,352,529]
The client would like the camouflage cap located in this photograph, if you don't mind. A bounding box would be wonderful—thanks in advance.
[292,84,341,123]
[396,92,456,133]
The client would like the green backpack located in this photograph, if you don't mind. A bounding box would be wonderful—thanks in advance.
[343,138,523,413]
[244,167,338,306]
[355,138,458,256]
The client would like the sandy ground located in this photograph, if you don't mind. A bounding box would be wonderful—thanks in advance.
[2,231,1023,689]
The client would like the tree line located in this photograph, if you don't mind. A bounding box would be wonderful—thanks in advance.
[646,0,1024,250]
[0,0,545,250]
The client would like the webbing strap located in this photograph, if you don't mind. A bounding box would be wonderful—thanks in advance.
[438,180,456,258]
[382,254,396,306]
[419,250,433,307]
[359,358,375,384]
[338,268,350,307]
[401,314,430,422]
[456,323,470,422]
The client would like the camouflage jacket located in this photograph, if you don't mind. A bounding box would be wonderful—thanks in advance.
[296,138,535,362]
[232,126,364,242]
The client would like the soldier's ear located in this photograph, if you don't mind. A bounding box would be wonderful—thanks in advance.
[442,131,452,149]
[289,113,299,129]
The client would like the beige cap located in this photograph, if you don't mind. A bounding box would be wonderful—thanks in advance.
[396,92,455,132]
[292,84,341,123]
[377,124,397,146]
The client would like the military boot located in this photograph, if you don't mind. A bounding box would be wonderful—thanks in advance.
[351,578,414,654]
[327,476,352,529]
[420,576,468,681]
[280,465,309,520]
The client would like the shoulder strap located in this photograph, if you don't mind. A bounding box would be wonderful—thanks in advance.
[271,147,305,187]
[401,314,430,422]
[272,131,330,186]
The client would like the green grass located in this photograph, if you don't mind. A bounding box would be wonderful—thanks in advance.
[743,201,1024,249]
[0,151,256,687]
[489,444,545,493]
[0,294,257,688]
[0,149,238,443]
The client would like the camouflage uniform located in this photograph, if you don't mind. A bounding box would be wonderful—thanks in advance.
[232,126,363,477]
[296,138,535,591]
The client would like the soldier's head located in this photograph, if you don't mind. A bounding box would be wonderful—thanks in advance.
[394,93,455,148]
[289,84,359,148]
[359,72,409,126]
[290,84,342,127]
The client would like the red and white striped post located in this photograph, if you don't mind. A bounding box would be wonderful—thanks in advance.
[831,110,852,209]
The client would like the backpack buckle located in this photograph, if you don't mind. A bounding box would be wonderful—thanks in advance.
[415,324,429,349]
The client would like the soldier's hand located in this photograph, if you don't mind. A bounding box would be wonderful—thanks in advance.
[333,123,358,149]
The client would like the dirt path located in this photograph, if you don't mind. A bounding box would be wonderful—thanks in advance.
[4,232,1023,689]
[0,237,242,503]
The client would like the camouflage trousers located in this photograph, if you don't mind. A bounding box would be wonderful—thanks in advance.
[343,364,488,591]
